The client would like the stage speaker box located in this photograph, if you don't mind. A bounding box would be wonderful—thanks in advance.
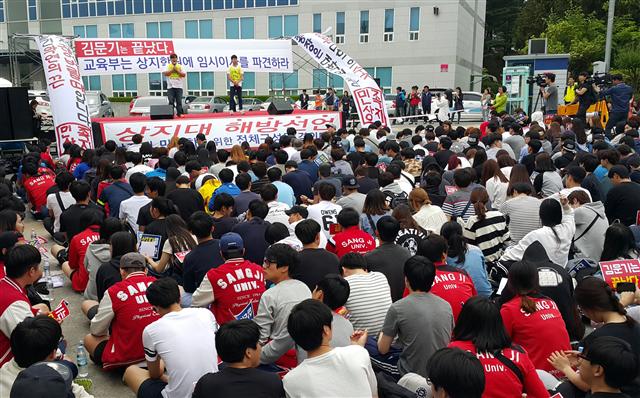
[267,98,294,115]
[0,87,32,141]
[374,78,381,88]
[150,105,174,120]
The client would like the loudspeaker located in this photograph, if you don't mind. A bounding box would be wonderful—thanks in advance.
[0,87,31,141]
[150,105,174,120]
[267,98,294,115]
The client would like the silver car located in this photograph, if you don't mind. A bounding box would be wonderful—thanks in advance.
[86,91,114,118]
[223,97,263,112]
[188,96,228,113]
[129,96,191,116]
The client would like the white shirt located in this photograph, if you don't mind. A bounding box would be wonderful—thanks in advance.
[307,201,343,242]
[142,308,218,398]
[283,345,377,398]
[265,201,292,231]
[486,177,509,210]
[290,219,327,249]
[46,191,76,232]
[119,195,151,232]
[166,64,185,89]
[125,164,153,182]
[412,205,448,233]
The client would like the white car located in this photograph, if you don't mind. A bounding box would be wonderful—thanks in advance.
[129,96,193,116]
[428,90,483,121]
[28,90,53,131]
[223,97,264,112]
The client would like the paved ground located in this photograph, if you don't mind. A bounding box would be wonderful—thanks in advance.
[26,216,135,398]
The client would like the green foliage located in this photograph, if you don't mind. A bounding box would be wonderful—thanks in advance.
[613,45,640,94]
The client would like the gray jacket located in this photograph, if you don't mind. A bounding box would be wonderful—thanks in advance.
[83,243,112,301]
[573,201,608,261]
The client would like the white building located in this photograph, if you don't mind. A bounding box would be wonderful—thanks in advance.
[0,0,486,97]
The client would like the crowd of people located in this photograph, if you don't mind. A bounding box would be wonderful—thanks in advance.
[0,100,640,398]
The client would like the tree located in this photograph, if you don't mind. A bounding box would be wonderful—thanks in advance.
[614,45,640,94]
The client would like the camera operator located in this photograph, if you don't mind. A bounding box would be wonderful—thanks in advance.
[540,73,558,115]
[572,71,596,122]
[593,73,634,136]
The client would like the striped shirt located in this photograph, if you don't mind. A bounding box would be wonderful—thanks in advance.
[499,195,542,246]
[442,187,474,222]
[461,210,510,262]
[345,272,392,336]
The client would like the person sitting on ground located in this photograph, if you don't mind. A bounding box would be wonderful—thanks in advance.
[58,180,104,244]
[311,274,354,348]
[336,176,367,214]
[82,218,126,302]
[94,231,138,302]
[192,320,284,398]
[424,348,485,398]
[83,253,159,371]
[210,193,239,239]
[328,208,375,258]
[119,172,151,233]
[208,169,240,211]
[283,299,377,397]
[293,219,340,291]
[0,316,93,398]
[44,171,75,239]
[261,184,291,229]
[58,209,102,293]
[232,200,272,265]
[192,232,265,325]
[166,175,205,222]
[124,278,218,398]
[254,244,311,367]
[98,166,134,218]
[233,173,261,216]
[442,168,476,222]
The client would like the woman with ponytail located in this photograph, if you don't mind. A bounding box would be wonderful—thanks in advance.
[548,277,640,396]
[440,221,492,297]
[500,260,570,375]
[143,197,177,261]
[461,187,509,262]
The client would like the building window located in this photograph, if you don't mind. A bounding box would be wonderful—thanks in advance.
[384,8,394,42]
[186,20,213,39]
[365,67,392,93]
[0,1,5,23]
[313,13,321,33]
[336,12,345,44]
[225,17,255,39]
[108,23,135,38]
[147,21,173,38]
[242,72,256,96]
[187,72,214,96]
[83,76,102,91]
[409,7,420,41]
[268,15,297,38]
[269,71,298,96]
[225,18,240,39]
[28,0,37,20]
[359,10,369,43]
[74,25,98,38]
[148,73,167,96]
[312,69,343,92]
[240,17,254,39]
[112,74,137,97]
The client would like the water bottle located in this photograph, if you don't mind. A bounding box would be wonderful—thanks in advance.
[43,260,53,301]
[77,341,89,377]
[31,228,38,246]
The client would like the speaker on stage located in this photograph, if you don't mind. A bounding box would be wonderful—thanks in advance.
[374,78,381,88]
[267,98,294,115]
[0,87,31,141]
[150,105,174,120]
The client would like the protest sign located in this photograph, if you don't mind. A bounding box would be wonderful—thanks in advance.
[599,259,640,288]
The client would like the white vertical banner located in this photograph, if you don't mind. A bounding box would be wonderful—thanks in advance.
[292,33,389,126]
[37,35,94,154]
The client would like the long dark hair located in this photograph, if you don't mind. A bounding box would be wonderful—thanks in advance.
[165,214,197,253]
[151,197,176,218]
[507,260,540,314]
[539,198,562,242]
[453,296,511,353]
[97,217,126,244]
[481,159,508,185]
[600,223,639,261]
[470,187,490,221]
[362,190,388,216]
[391,204,424,231]
[507,164,533,196]
[534,153,556,173]
[472,149,487,169]
[110,231,137,258]
[575,277,635,327]
[0,210,18,233]
[440,221,468,264]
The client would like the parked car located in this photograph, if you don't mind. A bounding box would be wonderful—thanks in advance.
[187,96,228,113]
[261,96,298,111]
[86,91,114,118]
[28,90,53,131]
[223,97,264,112]
[129,96,191,116]
[428,90,483,121]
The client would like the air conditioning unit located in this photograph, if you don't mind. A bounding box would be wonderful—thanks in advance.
[383,32,393,42]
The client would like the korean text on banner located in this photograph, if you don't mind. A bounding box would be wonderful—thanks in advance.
[75,38,292,75]
[98,111,341,150]
[599,259,640,288]
[292,33,389,126]
[37,35,94,154]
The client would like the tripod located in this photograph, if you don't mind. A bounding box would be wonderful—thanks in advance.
[532,86,545,114]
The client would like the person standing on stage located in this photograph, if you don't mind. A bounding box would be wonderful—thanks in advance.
[299,89,309,110]
[228,55,244,113]
[164,53,186,117]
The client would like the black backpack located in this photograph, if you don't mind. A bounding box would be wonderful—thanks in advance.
[382,190,409,209]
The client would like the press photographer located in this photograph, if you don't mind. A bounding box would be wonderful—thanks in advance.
[572,71,596,122]
[593,73,634,135]
[540,73,558,115]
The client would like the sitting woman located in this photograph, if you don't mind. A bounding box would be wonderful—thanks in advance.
[461,187,509,263]
[600,223,639,261]
[145,214,197,284]
[409,188,448,234]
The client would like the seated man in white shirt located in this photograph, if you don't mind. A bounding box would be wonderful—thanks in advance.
[125,152,153,182]
[283,299,377,398]
[119,172,151,232]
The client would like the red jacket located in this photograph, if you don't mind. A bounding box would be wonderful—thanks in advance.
[449,340,550,398]
[0,277,39,366]
[67,157,81,173]
[68,225,100,292]
[95,272,160,369]
[203,259,265,325]
[329,226,376,258]
[430,262,477,322]
[501,295,571,375]
[23,173,56,211]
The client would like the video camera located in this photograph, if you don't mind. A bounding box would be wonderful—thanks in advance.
[526,74,547,87]
[586,72,613,87]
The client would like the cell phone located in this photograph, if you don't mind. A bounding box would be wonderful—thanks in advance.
[616,282,637,294]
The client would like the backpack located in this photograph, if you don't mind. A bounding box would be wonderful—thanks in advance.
[382,190,409,209]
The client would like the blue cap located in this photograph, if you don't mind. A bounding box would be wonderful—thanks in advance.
[220,232,244,252]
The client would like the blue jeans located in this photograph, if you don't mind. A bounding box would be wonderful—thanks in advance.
[167,88,184,116]
[229,85,243,111]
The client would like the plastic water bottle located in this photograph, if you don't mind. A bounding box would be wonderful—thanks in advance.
[77,341,89,377]
[42,260,53,301]
[31,228,38,245]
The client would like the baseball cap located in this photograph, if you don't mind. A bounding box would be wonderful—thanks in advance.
[342,175,359,188]
[285,205,309,218]
[325,123,336,129]
[120,252,146,269]
[220,232,244,252]
[425,125,435,132]
[11,361,74,398]
[562,139,576,152]
[467,135,478,147]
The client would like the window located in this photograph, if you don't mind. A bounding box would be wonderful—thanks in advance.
[242,72,255,96]
[312,69,344,92]
[74,25,98,38]
[225,18,239,39]
[384,8,394,42]
[108,23,134,38]
[187,72,214,96]
[82,76,102,91]
[268,16,281,38]
[0,1,4,22]
[313,13,321,33]
[147,21,172,38]
[359,10,369,43]
[186,20,213,39]
[366,67,392,93]
[268,15,298,38]
[148,73,167,96]
[112,74,137,97]
[284,15,298,37]
[336,12,345,44]
[240,17,254,39]
[269,71,298,96]
[28,0,37,20]
[409,7,420,41]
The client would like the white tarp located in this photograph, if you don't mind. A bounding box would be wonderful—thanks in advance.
[37,35,94,153]
[75,38,292,76]
[292,33,389,126]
